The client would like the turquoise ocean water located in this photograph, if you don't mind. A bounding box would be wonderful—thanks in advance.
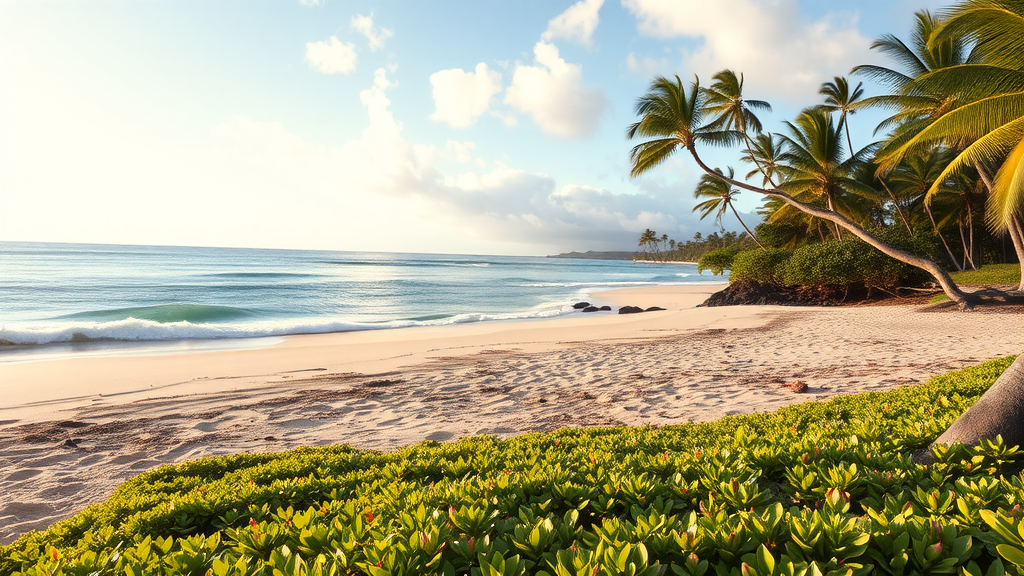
[0,242,724,352]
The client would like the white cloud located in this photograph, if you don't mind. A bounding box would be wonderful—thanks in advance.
[626,52,671,76]
[428,63,503,128]
[304,36,358,75]
[505,41,607,139]
[298,0,323,6]
[445,140,477,163]
[621,0,872,102]
[351,13,393,52]
[542,0,604,47]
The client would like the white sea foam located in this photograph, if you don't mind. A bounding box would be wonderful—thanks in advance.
[0,303,576,346]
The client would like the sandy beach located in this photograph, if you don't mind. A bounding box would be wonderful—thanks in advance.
[1,283,1021,543]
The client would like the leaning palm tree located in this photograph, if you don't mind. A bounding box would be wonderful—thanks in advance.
[692,167,764,248]
[818,76,865,156]
[776,108,882,239]
[628,74,972,307]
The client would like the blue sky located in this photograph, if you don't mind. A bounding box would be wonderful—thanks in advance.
[0,0,946,255]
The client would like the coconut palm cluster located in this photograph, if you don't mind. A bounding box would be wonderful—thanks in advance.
[629,1,1024,309]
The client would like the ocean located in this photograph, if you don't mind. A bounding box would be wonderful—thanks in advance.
[0,241,724,354]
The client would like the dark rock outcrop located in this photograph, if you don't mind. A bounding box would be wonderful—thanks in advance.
[599,305,611,311]
[645,306,666,312]
[618,306,644,314]
[582,306,600,312]
[572,301,591,309]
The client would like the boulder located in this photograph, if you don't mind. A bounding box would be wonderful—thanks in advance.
[645,306,666,312]
[572,301,591,309]
[599,305,611,311]
[618,305,644,314]
[582,306,600,312]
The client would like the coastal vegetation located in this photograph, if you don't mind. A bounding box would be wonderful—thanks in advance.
[627,0,1024,494]
[634,230,757,263]
[3,358,1023,576]
[627,2,1024,308]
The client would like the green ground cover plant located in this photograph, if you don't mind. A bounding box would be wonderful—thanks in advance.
[2,357,1023,576]
[949,266,1022,287]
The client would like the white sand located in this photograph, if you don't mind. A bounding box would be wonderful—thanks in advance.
[0,283,1020,543]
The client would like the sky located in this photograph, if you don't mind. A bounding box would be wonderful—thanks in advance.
[0,0,947,256]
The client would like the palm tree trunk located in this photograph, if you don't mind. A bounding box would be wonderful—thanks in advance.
[959,217,977,271]
[689,146,974,309]
[728,203,765,249]
[925,203,963,272]
[975,160,1024,282]
[878,178,913,235]
[932,355,1024,449]
[826,195,843,240]
[968,206,976,270]
[842,114,855,161]
[1009,214,1024,291]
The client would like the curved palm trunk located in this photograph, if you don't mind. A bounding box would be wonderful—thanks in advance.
[1008,214,1024,291]
[688,146,974,309]
[727,203,765,249]
[932,355,1024,449]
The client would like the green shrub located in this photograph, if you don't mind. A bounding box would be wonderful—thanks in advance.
[729,248,792,285]
[775,238,929,290]
[2,357,1023,576]
[697,246,741,275]
[778,241,876,287]
[754,222,804,249]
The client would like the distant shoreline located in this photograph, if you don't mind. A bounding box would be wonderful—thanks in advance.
[633,259,698,265]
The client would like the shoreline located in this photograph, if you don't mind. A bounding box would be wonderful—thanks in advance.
[2,283,1022,543]
[0,284,729,422]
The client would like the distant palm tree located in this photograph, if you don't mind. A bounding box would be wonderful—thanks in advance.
[693,167,764,248]
[638,228,663,260]
[818,76,864,157]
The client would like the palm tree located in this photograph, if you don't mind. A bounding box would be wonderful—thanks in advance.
[628,74,972,307]
[692,167,764,248]
[776,109,881,239]
[740,133,785,187]
[638,228,660,260]
[703,70,776,186]
[818,76,865,157]
[874,1,1024,287]
[887,151,964,269]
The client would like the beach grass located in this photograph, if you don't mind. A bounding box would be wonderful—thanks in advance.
[2,356,1022,576]
[929,264,1021,303]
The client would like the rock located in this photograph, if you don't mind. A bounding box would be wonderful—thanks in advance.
[582,306,600,312]
[61,439,79,448]
[784,380,808,393]
[645,306,666,312]
[572,301,591,309]
[264,436,277,441]
[618,305,644,314]
[599,305,611,311]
